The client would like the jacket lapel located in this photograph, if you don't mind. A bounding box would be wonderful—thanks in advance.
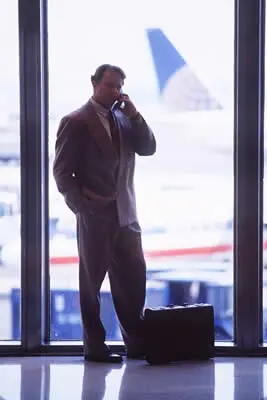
[82,101,116,157]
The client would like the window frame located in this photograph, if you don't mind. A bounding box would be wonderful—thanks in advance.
[0,0,267,356]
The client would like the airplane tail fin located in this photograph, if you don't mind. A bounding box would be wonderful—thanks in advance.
[146,28,222,111]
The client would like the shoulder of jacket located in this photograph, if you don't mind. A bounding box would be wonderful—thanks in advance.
[60,107,89,128]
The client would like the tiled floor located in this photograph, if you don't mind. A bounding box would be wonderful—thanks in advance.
[0,356,267,399]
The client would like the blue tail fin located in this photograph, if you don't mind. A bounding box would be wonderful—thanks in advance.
[146,28,222,111]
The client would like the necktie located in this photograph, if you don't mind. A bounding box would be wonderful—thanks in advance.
[108,111,120,154]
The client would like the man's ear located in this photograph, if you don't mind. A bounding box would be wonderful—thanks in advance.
[91,76,96,88]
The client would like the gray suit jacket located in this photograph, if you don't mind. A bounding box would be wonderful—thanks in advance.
[53,100,156,226]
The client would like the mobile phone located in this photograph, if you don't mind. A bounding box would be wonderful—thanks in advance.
[113,94,125,110]
[113,100,124,110]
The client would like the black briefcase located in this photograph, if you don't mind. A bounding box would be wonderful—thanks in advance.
[143,303,215,365]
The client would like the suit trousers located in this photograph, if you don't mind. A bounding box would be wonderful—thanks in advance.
[76,203,146,355]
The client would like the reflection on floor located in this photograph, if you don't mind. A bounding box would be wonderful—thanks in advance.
[0,356,267,399]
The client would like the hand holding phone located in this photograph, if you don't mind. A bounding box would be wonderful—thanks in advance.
[113,93,138,118]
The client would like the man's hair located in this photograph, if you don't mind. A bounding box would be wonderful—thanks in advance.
[91,64,126,84]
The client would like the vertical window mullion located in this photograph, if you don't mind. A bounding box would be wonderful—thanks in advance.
[19,0,43,352]
[234,0,265,350]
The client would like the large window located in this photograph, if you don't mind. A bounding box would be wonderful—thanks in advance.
[48,0,234,342]
[0,2,21,341]
[0,0,265,356]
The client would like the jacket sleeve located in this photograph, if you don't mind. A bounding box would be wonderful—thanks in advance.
[53,116,92,214]
[130,113,156,156]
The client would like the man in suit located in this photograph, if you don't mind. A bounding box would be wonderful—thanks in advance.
[53,64,156,363]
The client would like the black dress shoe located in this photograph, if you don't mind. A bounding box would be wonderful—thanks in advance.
[85,352,123,363]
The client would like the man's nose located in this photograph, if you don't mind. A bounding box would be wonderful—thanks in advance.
[112,88,120,98]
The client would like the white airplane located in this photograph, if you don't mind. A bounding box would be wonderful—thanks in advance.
[142,27,239,163]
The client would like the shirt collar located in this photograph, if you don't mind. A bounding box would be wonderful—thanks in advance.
[89,97,110,117]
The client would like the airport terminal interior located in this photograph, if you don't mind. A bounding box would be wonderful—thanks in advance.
[1,0,267,398]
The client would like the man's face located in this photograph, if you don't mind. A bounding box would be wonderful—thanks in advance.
[93,70,124,108]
